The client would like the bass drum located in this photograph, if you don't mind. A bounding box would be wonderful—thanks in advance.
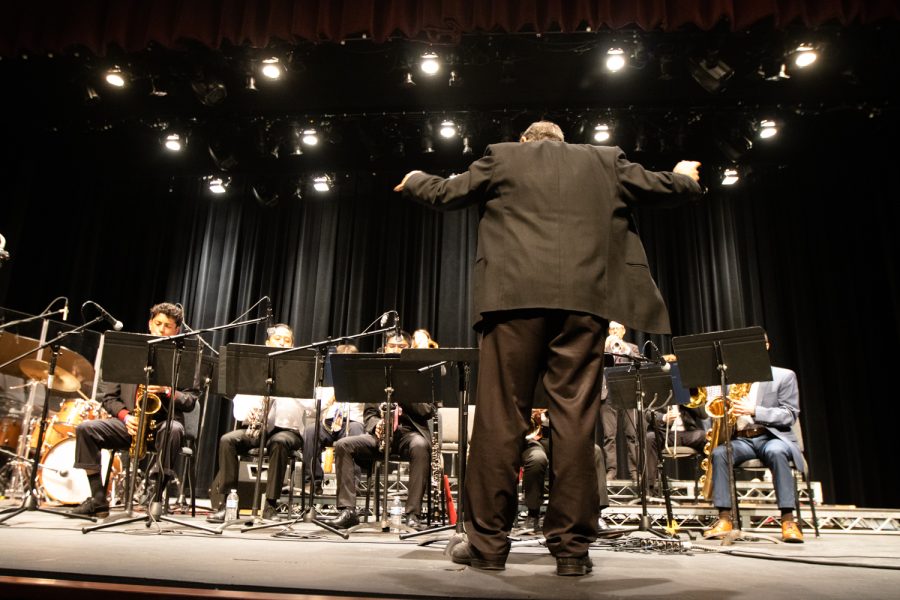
[0,416,22,450]
[38,438,122,505]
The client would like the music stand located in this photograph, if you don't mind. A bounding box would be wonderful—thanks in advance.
[215,343,325,534]
[396,348,478,542]
[672,326,775,544]
[330,353,439,534]
[605,361,677,539]
[82,332,219,534]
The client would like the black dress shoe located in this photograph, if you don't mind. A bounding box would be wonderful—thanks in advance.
[556,555,593,576]
[449,541,506,570]
[70,497,109,518]
[262,503,278,520]
[332,508,360,529]
[206,508,226,523]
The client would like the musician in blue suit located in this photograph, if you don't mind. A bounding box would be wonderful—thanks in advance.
[704,342,806,543]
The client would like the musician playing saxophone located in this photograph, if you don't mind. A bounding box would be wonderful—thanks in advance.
[71,302,198,518]
[703,335,806,543]
[207,323,311,523]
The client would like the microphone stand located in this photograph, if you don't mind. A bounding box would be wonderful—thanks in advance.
[83,315,266,535]
[0,317,107,524]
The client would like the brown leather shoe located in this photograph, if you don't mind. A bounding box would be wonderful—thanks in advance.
[782,520,804,543]
[703,518,733,538]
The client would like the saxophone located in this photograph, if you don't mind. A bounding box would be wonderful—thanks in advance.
[245,404,264,445]
[698,382,752,499]
[130,385,162,460]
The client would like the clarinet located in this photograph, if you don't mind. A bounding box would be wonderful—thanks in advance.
[429,405,443,521]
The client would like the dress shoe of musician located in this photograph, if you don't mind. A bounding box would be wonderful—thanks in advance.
[449,541,506,571]
[703,518,733,538]
[262,503,278,520]
[596,515,610,532]
[405,513,423,529]
[556,555,593,577]
[206,507,226,524]
[781,520,804,543]
[332,508,360,529]
[71,497,109,518]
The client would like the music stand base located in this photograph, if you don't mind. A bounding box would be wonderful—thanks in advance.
[347,519,416,535]
[0,491,97,525]
[400,522,454,540]
[83,508,223,535]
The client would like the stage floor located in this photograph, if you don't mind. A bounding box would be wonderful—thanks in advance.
[1,506,899,599]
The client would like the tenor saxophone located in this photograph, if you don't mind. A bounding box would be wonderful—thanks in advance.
[698,382,751,499]
[130,385,162,460]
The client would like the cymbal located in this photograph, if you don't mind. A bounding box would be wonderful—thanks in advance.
[18,358,83,393]
[0,333,40,377]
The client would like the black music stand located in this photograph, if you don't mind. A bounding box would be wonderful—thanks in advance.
[396,348,478,542]
[672,326,775,544]
[215,342,324,534]
[330,353,437,534]
[82,332,218,534]
[605,361,677,539]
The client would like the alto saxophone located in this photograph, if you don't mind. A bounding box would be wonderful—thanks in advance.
[245,404,264,445]
[130,385,162,460]
[698,382,752,499]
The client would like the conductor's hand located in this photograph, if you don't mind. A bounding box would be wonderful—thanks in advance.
[673,160,701,182]
[393,170,422,192]
[125,414,139,436]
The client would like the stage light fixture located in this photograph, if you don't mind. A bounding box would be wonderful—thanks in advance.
[593,124,611,143]
[260,57,284,79]
[688,55,733,93]
[163,133,184,152]
[758,120,778,139]
[792,44,817,68]
[313,175,332,192]
[191,79,227,107]
[207,176,230,194]
[105,66,127,88]
[439,120,457,139]
[420,52,440,75]
[462,136,473,155]
[402,72,416,87]
[448,70,462,87]
[721,168,739,186]
[605,48,626,72]
[302,129,319,146]
[244,75,258,91]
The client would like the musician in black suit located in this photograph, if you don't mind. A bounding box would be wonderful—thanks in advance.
[397,120,702,575]
[329,332,435,529]
[71,302,198,517]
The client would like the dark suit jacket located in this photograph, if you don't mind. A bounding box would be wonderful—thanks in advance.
[363,400,433,441]
[99,381,197,425]
[403,141,702,333]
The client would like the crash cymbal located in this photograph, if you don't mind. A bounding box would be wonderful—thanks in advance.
[0,333,40,377]
[18,359,83,393]
[51,345,94,384]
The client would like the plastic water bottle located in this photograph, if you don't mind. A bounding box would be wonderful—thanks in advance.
[225,489,239,521]
[389,496,403,530]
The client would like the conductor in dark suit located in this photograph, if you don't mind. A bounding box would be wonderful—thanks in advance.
[396,121,702,575]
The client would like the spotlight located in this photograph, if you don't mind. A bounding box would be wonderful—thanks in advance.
[105,66,127,88]
[721,168,739,186]
[207,176,230,194]
[313,175,332,192]
[758,120,778,139]
[605,48,626,72]
[244,75,258,91]
[302,129,319,146]
[439,120,457,139]
[402,72,416,87]
[792,44,817,68]
[592,124,611,143]
[448,70,462,87]
[462,136,473,155]
[163,132,184,152]
[420,52,440,75]
[260,57,284,80]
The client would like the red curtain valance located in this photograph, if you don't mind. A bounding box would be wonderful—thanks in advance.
[2,0,898,56]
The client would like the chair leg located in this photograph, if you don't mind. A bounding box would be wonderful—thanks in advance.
[805,473,820,537]
[793,470,803,532]
[187,456,195,517]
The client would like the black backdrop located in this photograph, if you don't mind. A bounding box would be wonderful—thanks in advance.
[2,107,898,508]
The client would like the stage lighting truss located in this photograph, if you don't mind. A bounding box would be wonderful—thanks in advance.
[721,168,740,186]
[104,66,127,88]
[207,176,231,194]
[592,123,611,143]
[420,52,441,75]
[605,48,627,72]
[313,175,333,192]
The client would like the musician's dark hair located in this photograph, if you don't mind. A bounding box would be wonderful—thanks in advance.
[149,302,183,326]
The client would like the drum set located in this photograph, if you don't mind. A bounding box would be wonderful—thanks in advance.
[0,332,123,505]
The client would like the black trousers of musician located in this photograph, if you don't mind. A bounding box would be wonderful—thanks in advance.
[599,400,637,479]
[215,427,302,503]
[644,427,706,491]
[301,419,365,483]
[521,438,609,513]
[465,309,607,563]
[333,426,429,516]
[74,417,184,478]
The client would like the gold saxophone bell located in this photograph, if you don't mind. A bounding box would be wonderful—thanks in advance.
[130,385,162,460]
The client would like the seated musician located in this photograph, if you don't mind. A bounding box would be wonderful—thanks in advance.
[330,331,434,529]
[644,401,707,496]
[207,323,309,522]
[521,407,610,532]
[71,302,198,518]
[301,343,366,495]
[704,336,805,543]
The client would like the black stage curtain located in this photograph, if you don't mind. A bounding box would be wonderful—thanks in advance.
[2,0,898,55]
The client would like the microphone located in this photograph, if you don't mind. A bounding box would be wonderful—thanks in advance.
[380,311,391,328]
[62,298,69,322]
[646,340,671,372]
[83,301,123,331]
[392,311,401,339]
[0,233,9,264]
[265,297,273,331]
